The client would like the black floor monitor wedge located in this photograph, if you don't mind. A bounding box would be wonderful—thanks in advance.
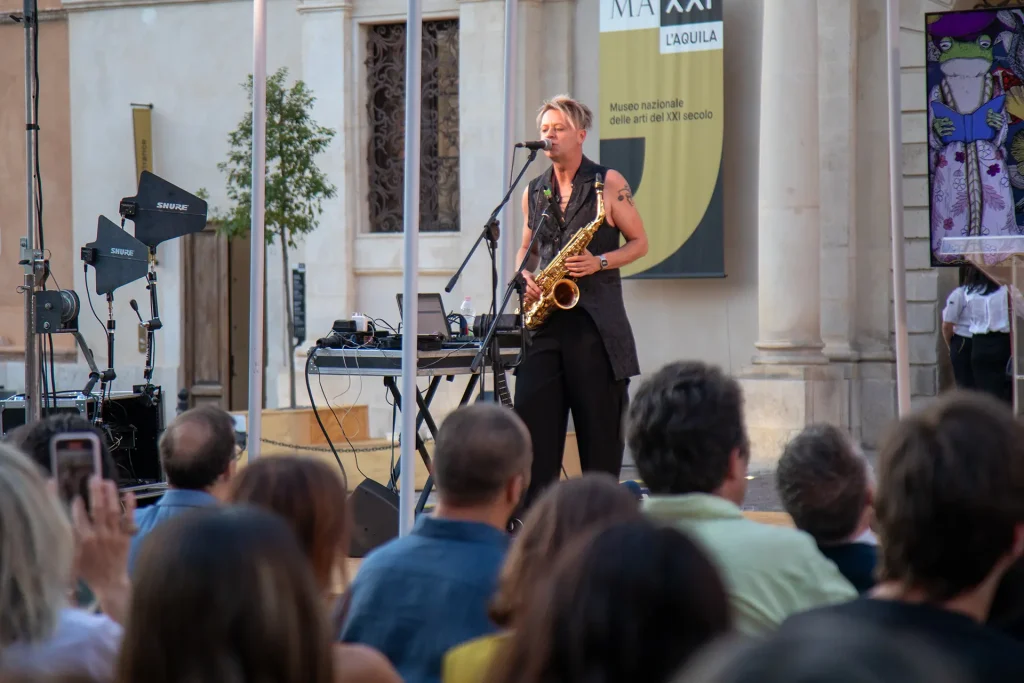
[348,479,400,558]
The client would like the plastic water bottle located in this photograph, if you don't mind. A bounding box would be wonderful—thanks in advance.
[460,297,475,337]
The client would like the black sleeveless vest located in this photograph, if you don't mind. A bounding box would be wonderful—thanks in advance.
[526,156,640,381]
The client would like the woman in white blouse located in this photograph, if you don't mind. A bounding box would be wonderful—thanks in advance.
[941,266,975,390]
[962,265,1012,404]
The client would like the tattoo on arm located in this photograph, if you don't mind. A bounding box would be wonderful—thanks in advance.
[617,183,635,206]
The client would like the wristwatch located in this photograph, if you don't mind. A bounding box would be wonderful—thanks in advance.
[598,254,608,270]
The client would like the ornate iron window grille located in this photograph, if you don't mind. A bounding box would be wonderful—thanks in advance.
[366,20,460,233]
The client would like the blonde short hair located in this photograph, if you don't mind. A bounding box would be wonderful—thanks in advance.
[536,95,593,132]
[0,442,73,646]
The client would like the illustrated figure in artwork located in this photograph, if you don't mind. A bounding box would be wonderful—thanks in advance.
[927,12,1018,263]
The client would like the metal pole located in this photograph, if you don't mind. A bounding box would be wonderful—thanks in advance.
[247,0,267,458]
[400,0,423,536]
[23,0,40,424]
[498,0,518,297]
[886,0,911,416]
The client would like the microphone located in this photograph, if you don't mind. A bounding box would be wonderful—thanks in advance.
[543,188,565,229]
[516,140,552,151]
[129,299,143,323]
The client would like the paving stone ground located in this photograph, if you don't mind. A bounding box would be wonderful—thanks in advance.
[623,448,879,514]
[621,465,783,511]
[741,470,784,512]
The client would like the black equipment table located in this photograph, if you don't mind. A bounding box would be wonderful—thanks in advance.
[307,341,518,513]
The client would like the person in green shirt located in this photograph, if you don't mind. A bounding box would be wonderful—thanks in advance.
[625,361,857,636]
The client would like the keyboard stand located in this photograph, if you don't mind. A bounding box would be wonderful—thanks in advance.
[383,372,480,514]
[308,344,518,515]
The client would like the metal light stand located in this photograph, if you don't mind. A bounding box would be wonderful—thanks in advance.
[21,0,42,424]
[399,0,423,536]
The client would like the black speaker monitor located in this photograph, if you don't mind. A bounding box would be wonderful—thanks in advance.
[348,479,399,558]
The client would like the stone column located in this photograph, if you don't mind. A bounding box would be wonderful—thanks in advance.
[738,0,849,469]
[754,0,827,365]
[818,0,858,363]
[291,0,355,406]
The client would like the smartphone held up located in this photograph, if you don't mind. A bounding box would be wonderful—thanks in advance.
[49,432,102,509]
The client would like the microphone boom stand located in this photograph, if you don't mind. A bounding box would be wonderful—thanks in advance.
[445,147,544,399]
[143,250,162,383]
[445,148,542,299]
[472,211,553,374]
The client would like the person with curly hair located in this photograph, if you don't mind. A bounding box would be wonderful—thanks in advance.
[625,361,856,635]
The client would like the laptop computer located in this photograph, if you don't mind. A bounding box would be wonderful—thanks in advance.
[396,292,451,341]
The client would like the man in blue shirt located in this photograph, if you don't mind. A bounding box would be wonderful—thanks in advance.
[339,403,532,683]
[128,404,238,573]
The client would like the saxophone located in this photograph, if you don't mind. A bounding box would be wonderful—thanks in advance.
[523,174,605,330]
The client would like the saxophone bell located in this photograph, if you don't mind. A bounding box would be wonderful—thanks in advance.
[551,279,580,310]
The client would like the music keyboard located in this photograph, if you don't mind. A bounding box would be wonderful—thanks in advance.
[308,343,520,377]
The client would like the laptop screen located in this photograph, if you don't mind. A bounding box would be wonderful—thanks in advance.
[396,293,450,340]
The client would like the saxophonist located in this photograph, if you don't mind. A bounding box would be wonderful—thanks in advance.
[514,95,648,509]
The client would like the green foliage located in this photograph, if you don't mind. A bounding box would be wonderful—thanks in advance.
[207,67,337,247]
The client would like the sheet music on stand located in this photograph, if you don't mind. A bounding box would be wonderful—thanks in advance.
[939,236,1024,415]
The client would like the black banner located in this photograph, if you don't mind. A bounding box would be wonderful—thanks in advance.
[292,264,306,345]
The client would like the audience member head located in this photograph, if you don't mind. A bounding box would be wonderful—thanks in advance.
[776,423,874,545]
[226,456,349,594]
[118,505,334,683]
[627,361,750,504]
[963,261,1000,295]
[0,442,73,647]
[989,557,1024,636]
[158,405,237,496]
[489,473,641,627]
[490,518,731,683]
[6,413,117,483]
[0,674,103,683]
[677,612,972,683]
[874,390,1024,611]
[432,403,532,528]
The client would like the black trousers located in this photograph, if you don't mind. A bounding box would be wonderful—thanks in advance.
[513,307,629,509]
[949,334,974,390]
[971,332,1012,405]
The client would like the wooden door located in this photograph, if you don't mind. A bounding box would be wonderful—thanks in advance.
[228,232,255,411]
[182,226,230,409]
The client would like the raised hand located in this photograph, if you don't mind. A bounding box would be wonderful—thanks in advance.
[71,476,136,624]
